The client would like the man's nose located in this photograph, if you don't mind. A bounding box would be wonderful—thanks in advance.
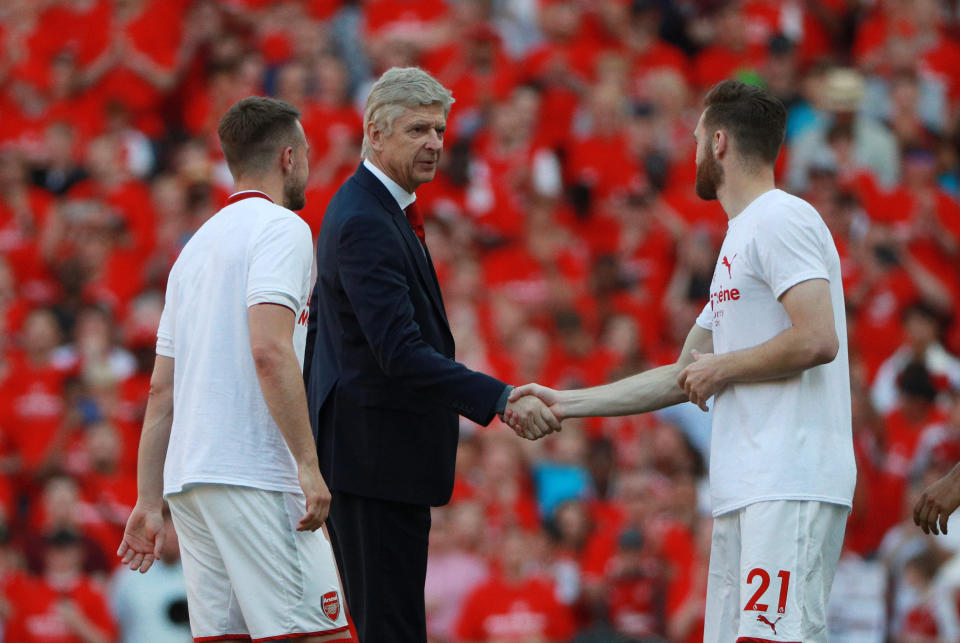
[425,129,442,150]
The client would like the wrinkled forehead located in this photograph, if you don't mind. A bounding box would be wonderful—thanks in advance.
[397,102,447,125]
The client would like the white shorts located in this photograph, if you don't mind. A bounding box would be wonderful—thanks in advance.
[703,500,849,643]
[167,484,349,642]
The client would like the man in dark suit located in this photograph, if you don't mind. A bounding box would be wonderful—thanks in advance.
[303,67,560,642]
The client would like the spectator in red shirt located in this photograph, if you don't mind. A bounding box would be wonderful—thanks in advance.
[3,308,74,476]
[877,147,960,300]
[0,149,56,290]
[847,221,952,379]
[893,549,950,643]
[624,0,691,91]
[68,421,137,549]
[455,527,575,642]
[566,82,645,207]
[25,473,111,577]
[692,2,765,90]
[5,528,118,643]
[912,388,960,484]
[604,527,668,640]
[872,303,960,415]
[884,361,948,480]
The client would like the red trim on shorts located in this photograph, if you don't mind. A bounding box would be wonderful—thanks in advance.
[194,636,251,642]
[251,625,352,642]
[737,638,801,643]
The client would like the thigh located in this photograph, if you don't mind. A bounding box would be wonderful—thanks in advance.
[191,485,349,641]
[737,500,849,643]
[167,488,249,641]
[328,491,431,643]
[703,511,742,643]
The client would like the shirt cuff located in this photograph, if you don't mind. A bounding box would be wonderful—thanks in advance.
[495,385,514,415]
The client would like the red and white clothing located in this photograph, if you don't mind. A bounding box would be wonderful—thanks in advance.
[705,500,848,643]
[158,190,346,641]
[695,189,856,515]
[158,191,313,496]
[694,189,856,642]
[4,575,118,643]
[454,575,575,642]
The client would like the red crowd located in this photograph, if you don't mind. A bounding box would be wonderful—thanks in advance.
[2,0,960,641]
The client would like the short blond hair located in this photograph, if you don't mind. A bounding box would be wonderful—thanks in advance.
[361,67,454,159]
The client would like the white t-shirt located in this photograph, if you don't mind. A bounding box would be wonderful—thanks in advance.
[157,191,313,496]
[695,189,856,516]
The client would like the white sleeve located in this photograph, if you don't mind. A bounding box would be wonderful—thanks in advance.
[695,301,713,331]
[156,273,176,358]
[755,209,830,299]
[246,215,313,312]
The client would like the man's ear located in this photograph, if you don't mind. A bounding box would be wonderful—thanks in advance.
[280,146,294,174]
[366,121,383,152]
[714,130,728,159]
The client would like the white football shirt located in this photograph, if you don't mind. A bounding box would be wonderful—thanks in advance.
[695,189,856,516]
[157,191,313,496]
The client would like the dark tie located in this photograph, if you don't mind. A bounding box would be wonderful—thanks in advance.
[405,202,426,247]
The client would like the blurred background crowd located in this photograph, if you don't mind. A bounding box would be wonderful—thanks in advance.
[1,0,960,641]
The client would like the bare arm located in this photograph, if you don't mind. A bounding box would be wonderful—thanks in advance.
[118,355,174,573]
[249,303,330,531]
[678,278,839,410]
[507,324,713,421]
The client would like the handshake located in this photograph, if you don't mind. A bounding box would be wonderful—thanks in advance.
[500,384,565,441]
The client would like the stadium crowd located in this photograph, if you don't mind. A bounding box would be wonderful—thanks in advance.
[1,0,960,640]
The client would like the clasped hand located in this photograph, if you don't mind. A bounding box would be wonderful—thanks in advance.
[501,384,564,440]
[676,350,723,412]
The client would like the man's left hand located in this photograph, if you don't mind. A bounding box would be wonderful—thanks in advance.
[117,502,165,573]
[676,350,724,412]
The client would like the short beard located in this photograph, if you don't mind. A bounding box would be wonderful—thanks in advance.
[283,176,307,211]
[695,150,724,201]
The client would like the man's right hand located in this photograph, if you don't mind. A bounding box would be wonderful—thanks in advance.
[503,385,564,440]
[297,464,332,532]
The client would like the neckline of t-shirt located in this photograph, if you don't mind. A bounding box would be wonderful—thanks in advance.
[227,190,274,205]
[727,188,781,229]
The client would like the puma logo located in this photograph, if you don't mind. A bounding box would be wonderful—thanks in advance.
[721,253,737,279]
[757,614,782,635]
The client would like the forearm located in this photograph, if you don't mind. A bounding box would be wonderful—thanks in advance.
[254,348,319,468]
[560,363,688,418]
[713,326,834,385]
[136,385,173,508]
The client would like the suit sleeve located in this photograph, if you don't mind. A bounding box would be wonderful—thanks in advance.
[337,211,507,425]
[303,271,320,388]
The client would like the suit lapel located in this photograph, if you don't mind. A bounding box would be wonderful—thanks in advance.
[353,165,451,330]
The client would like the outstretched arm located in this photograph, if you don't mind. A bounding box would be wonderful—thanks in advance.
[508,323,713,422]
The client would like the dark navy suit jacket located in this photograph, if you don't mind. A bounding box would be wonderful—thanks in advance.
[304,164,507,506]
